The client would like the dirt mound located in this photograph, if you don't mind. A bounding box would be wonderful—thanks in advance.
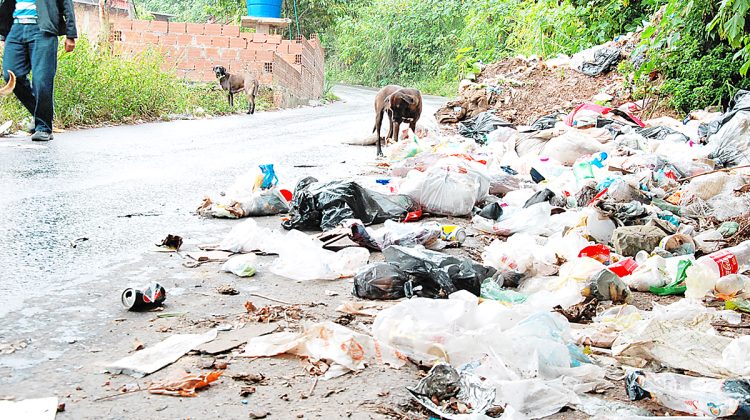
[479,57,627,125]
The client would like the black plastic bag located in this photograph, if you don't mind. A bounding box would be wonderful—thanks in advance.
[580,47,621,76]
[636,126,689,142]
[352,263,410,300]
[383,245,496,298]
[478,202,503,220]
[282,177,419,231]
[523,188,555,208]
[529,112,563,131]
[458,111,513,144]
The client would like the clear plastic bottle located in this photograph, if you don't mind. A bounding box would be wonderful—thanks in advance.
[686,240,750,299]
[533,156,566,180]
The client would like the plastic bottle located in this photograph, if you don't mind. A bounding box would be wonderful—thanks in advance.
[685,240,750,299]
[573,158,594,184]
[532,156,565,180]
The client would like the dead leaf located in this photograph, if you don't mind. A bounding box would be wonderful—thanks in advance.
[148,370,223,397]
[217,285,239,295]
[158,234,183,251]
[132,339,145,352]
[240,386,256,396]
[244,301,257,313]
[231,372,266,384]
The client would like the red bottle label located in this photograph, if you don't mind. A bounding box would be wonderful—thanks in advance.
[710,250,739,277]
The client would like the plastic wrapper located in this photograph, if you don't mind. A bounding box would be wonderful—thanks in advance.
[241,321,404,379]
[706,90,750,167]
[408,363,496,420]
[622,255,668,292]
[473,202,552,236]
[482,234,556,276]
[220,254,258,277]
[480,279,527,304]
[582,269,632,304]
[352,262,410,300]
[271,230,370,281]
[626,370,750,417]
[572,45,621,76]
[611,225,667,257]
[457,111,513,144]
[282,177,418,231]
[400,158,489,216]
[541,130,609,165]
[219,218,285,254]
[383,245,496,298]
[489,173,532,195]
[346,219,444,251]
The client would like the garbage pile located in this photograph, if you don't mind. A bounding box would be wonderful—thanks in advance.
[435,31,673,127]
[82,61,750,418]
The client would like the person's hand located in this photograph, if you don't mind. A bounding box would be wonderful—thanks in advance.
[64,38,75,52]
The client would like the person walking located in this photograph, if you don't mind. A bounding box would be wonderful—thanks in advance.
[0,0,77,141]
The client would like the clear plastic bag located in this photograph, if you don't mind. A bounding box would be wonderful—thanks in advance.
[400,167,478,217]
[270,230,370,281]
[472,202,552,236]
[221,254,258,277]
[219,218,285,254]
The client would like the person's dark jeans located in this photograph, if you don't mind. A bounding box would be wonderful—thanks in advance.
[2,23,58,133]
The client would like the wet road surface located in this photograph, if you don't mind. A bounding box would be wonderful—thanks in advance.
[0,84,444,317]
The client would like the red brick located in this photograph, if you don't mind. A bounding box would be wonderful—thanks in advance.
[288,43,303,54]
[256,50,273,61]
[176,34,193,45]
[149,21,169,33]
[177,59,194,70]
[277,42,290,54]
[253,33,268,43]
[229,37,247,49]
[168,22,186,34]
[210,36,229,48]
[132,20,150,32]
[222,48,240,61]
[192,59,214,72]
[240,32,253,40]
[239,49,256,60]
[186,23,204,35]
[113,20,132,31]
[142,33,159,45]
[194,35,211,46]
[248,41,273,51]
[160,34,178,46]
[204,24,223,36]
[222,25,240,37]
[186,47,204,60]
[118,30,137,43]
[204,47,221,59]
[267,34,282,44]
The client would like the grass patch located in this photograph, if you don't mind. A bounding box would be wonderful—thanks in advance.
[0,37,271,131]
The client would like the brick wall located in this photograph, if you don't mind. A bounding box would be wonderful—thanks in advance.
[109,19,325,106]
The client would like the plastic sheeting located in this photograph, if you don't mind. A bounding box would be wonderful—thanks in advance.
[282,177,419,231]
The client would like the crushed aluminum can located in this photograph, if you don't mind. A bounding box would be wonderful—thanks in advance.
[121,283,166,310]
[441,225,467,244]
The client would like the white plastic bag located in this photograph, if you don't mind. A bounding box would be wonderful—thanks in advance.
[219,218,285,254]
[221,254,258,277]
[271,230,369,281]
[473,202,552,236]
[400,168,478,216]
[482,234,556,276]
[541,130,609,165]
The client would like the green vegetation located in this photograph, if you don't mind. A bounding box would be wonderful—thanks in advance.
[324,0,750,113]
[0,37,269,130]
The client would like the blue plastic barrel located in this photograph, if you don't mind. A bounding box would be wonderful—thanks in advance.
[247,0,282,18]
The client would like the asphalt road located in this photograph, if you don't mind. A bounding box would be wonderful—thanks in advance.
[0,84,444,318]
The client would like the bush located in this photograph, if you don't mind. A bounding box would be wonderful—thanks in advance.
[0,37,269,130]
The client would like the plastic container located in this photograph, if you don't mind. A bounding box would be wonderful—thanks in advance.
[573,159,594,184]
[686,241,750,299]
[532,156,566,180]
[247,0,282,18]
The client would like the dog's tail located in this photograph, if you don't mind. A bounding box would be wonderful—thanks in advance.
[0,71,16,97]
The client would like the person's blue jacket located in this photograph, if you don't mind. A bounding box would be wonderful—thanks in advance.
[0,0,77,41]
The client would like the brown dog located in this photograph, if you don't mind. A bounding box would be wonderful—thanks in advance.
[0,71,16,96]
[372,84,402,156]
[380,88,422,156]
[213,66,259,114]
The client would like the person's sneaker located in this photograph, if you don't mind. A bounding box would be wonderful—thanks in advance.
[31,131,53,141]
